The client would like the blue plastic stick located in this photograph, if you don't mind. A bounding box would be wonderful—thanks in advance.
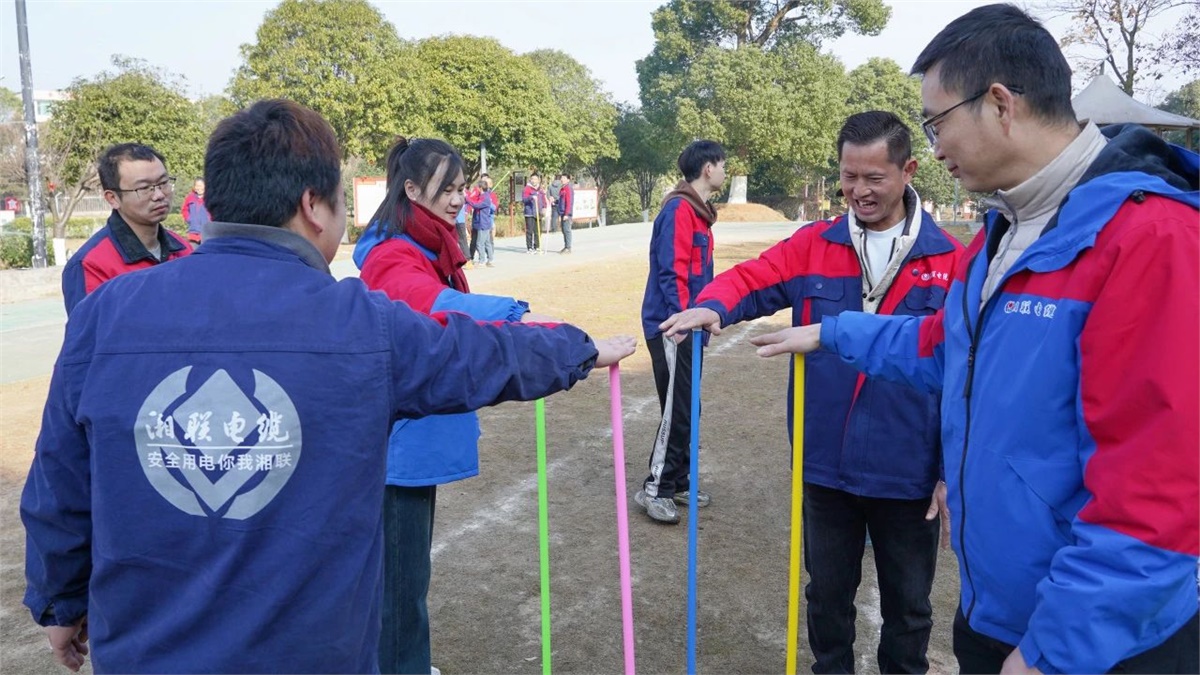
[687,330,702,675]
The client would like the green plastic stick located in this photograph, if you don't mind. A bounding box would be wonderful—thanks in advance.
[536,398,552,675]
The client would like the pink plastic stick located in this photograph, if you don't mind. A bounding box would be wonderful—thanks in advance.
[609,364,637,675]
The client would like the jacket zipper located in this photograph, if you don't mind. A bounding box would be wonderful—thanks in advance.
[958,256,978,620]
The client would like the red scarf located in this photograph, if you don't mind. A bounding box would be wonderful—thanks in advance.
[404,202,470,293]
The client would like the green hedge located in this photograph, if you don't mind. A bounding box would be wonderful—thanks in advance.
[4,213,188,238]
[0,231,55,269]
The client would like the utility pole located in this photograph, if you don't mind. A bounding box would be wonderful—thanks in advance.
[16,0,46,268]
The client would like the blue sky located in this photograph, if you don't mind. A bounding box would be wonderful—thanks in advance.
[0,0,1190,105]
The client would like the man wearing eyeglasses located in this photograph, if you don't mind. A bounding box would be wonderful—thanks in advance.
[61,143,191,314]
[744,4,1198,674]
[660,112,963,672]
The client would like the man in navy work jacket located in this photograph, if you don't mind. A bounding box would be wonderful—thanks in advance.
[61,143,191,314]
[663,111,963,672]
[21,99,635,674]
[744,6,1198,673]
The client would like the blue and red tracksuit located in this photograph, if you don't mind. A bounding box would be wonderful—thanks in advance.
[522,185,547,217]
[695,210,963,499]
[181,191,210,241]
[466,190,499,231]
[820,125,1199,672]
[640,195,715,340]
[61,210,191,315]
[557,183,573,218]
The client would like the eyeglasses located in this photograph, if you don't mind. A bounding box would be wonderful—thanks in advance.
[921,86,1024,147]
[112,176,176,200]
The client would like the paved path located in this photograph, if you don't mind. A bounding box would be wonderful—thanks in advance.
[0,221,802,385]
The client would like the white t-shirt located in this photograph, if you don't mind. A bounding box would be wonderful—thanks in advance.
[862,219,904,287]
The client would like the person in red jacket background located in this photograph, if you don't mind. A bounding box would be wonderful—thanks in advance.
[180,178,211,245]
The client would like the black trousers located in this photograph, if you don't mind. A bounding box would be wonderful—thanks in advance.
[643,333,702,499]
[953,607,1199,673]
[525,216,540,250]
[804,483,939,673]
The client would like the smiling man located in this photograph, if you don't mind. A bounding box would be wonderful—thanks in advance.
[61,144,192,314]
[743,5,1199,673]
[660,111,963,672]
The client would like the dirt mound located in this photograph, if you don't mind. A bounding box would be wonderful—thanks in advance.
[714,202,789,222]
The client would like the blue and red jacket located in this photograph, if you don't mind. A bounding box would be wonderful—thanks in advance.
[641,189,716,340]
[821,125,1199,672]
[353,223,529,486]
[557,183,574,217]
[522,184,547,217]
[23,222,598,673]
[180,191,210,236]
[466,189,499,231]
[61,210,190,315]
[696,209,962,499]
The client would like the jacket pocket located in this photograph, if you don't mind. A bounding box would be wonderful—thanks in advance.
[690,233,710,277]
[903,285,947,315]
[1005,455,1087,539]
[803,278,847,323]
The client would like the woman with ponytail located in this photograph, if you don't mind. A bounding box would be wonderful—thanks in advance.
[352,138,545,675]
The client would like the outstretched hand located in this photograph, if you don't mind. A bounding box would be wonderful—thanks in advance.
[595,336,637,368]
[659,308,722,341]
[749,325,822,358]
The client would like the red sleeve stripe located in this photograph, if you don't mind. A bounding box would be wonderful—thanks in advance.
[672,203,694,309]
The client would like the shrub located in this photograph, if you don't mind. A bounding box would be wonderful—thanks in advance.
[0,232,55,269]
[5,217,103,239]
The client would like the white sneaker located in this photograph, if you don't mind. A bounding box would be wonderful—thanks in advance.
[431,667,441,675]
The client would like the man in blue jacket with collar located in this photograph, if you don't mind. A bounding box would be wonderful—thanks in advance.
[663,111,963,673]
[740,6,1199,673]
[21,99,635,674]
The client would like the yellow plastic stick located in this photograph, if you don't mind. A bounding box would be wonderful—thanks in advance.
[785,355,805,675]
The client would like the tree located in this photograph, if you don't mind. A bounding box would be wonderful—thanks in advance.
[231,0,425,163]
[638,0,887,200]
[1158,78,1200,145]
[196,95,238,137]
[1156,5,1199,75]
[666,42,847,193]
[0,89,25,198]
[412,36,571,180]
[845,57,956,210]
[525,50,619,173]
[612,106,675,220]
[1051,0,1188,95]
[42,56,206,238]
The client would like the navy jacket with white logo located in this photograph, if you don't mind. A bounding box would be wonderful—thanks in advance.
[22,223,598,673]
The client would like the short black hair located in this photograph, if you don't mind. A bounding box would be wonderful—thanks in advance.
[678,140,725,182]
[912,4,1075,125]
[837,111,912,168]
[204,99,342,228]
[98,143,166,192]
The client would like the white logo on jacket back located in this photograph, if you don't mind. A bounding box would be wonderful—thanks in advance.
[136,367,302,519]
